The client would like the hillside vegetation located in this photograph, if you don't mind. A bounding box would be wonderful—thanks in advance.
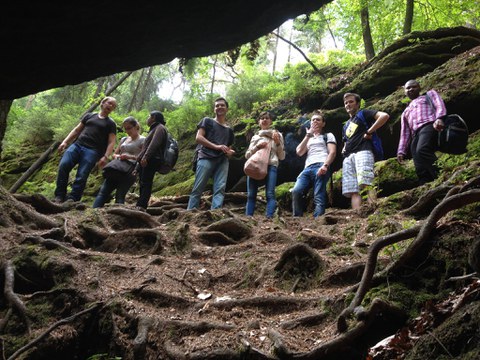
[1,28,480,360]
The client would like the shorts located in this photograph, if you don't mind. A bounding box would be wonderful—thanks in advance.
[342,150,375,197]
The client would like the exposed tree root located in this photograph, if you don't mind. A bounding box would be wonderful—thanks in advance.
[400,184,452,216]
[337,188,480,333]
[293,298,406,360]
[268,328,291,358]
[382,189,480,277]
[0,187,59,229]
[198,230,238,246]
[280,312,328,330]
[133,316,153,360]
[156,319,236,333]
[2,260,30,334]
[6,302,102,360]
[105,207,160,228]
[22,235,76,253]
[209,295,320,313]
[13,193,67,214]
[130,287,194,307]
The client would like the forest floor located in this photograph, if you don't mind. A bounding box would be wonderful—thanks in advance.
[1,186,480,360]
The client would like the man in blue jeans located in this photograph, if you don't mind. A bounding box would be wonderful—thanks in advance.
[54,96,117,203]
[292,110,337,217]
[187,97,235,210]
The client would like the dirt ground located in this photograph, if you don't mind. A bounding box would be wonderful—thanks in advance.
[1,187,479,359]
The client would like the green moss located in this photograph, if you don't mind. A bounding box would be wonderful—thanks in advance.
[363,282,437,318]
[329,244,354,256]
[342,223,361,242]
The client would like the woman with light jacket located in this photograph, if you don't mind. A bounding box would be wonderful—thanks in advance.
[245,111,285,218]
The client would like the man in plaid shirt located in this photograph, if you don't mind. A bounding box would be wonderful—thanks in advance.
[397,80,446,184]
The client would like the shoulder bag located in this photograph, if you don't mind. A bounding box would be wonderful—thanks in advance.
[244,140,272,180]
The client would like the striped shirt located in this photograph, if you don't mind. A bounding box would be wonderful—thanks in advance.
[397,89,447,156]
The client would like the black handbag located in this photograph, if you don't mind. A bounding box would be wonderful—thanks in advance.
[102,158,135,179]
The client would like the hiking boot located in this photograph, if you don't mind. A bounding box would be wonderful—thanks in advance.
[53,196,64,203]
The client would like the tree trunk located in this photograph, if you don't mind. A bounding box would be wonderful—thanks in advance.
[403,0,414,35]
[210,56,218,95]
[360,1,375,60]
[139,67,154,109]
[272,27,280,74]
[93,78,106,99]
[0,99,13,159]
[128,69,145,112]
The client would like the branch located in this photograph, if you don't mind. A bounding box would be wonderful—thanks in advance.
[271,32,326,78]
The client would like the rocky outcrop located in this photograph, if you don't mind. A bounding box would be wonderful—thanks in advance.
[0,0,327,100]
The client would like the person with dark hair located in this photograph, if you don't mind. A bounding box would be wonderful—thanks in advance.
[342,92,389,209]
[187,97,235,210]
[397,79,446,184]
[292,110,337,217]
[245,111,285,218]
[134,111,168,211]
[54,96,117,203]
[93,117,145,208]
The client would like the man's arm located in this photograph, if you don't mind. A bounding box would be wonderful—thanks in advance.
[296,127,313,156]
[318,142,337,176]
[397,112,411,163]
[98,133,117,168]
[367,111,389,134]
[58,123,85,153]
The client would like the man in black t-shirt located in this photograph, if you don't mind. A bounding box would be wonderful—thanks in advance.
[54,96,117,202]
[187,97,235,209]
[341,93,389,210]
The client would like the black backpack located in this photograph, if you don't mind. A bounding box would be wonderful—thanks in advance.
[425,93,468,155]
[157,131,179,174]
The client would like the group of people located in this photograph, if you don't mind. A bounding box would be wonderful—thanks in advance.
[54,96,170,211]
[53,79,447,216]
[242,79,447,218]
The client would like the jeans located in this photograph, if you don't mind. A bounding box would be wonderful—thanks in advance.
[93,174,135,208]
[55,143,101,201]
[291,163,330,217]
[187,156,229,210]
[246,165,277,218]
[136,158,161,209]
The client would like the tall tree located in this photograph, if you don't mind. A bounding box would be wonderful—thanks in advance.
[360,0,375,60]
[403,0,414,35]
[272,27,280,74]
[128,69,145,112]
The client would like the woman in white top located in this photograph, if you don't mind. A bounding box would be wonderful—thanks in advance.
[93,117,145,208]
[245,111,285,218]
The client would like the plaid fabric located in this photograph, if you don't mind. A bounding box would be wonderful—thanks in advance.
[342,150,375,197]
[397,89,447,156]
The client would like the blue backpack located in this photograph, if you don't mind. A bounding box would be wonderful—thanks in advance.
[343,110,384,162]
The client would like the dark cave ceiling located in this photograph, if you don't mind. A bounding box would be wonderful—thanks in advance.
[0,0,329,100]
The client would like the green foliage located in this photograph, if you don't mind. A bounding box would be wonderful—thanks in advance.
[318,0,480,57]
[164,97,209,138]
[4,105,74,148]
